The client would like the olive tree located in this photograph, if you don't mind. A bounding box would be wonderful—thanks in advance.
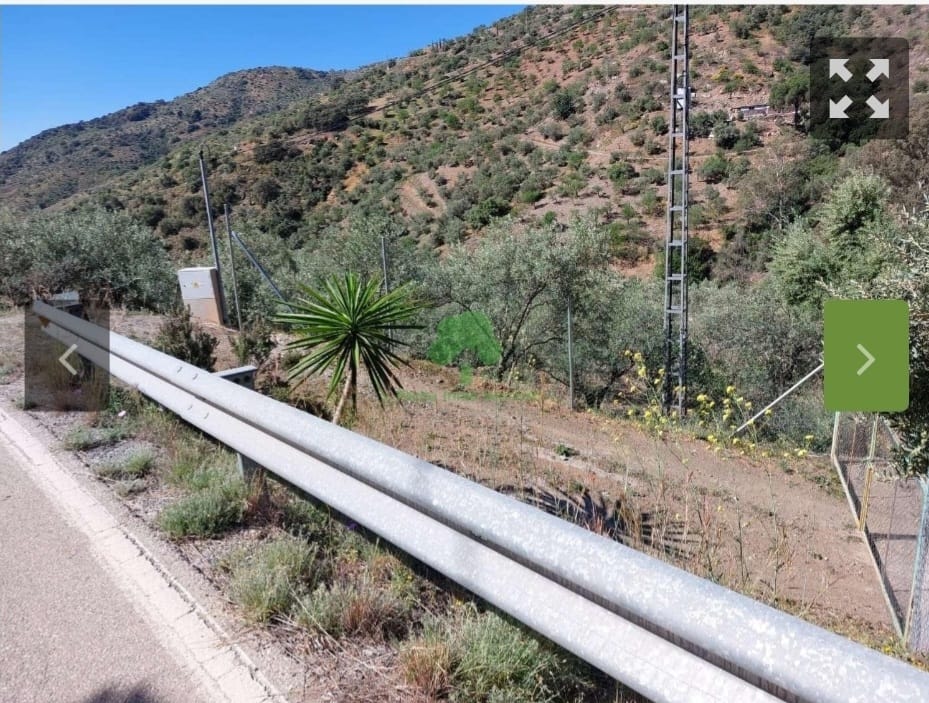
[433,218,610,382]
[0,207,174,309]
[769,172,897,311]
[853,201,929,476]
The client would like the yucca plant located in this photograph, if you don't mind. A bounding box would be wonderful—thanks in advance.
[274,273,422,424]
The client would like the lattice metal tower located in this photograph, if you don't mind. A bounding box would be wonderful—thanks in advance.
[663,5,691,416]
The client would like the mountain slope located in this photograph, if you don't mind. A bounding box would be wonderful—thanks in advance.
[0,66,340,210]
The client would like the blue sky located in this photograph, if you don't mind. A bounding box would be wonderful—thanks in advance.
[0,5,524,152]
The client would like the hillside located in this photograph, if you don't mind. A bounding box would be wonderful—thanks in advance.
[0,66,340,210]
[2,4,929,280]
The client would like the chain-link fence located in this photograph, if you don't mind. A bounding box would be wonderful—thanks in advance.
[832,413,929,653]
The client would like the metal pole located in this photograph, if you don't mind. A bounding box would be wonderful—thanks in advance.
[904,479,929,651]
[733,362,824,435]
[567,296,574,410]
[224,204,243,331]
[663,5,690,417]
[199,150,226,324]
[230,230,289,305]
[380,234,390,292]
[199,151,221,275]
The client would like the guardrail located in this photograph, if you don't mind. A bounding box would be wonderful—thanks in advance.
[34,300,929,703]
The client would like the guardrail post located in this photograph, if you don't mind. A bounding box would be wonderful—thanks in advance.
[213,365,262,484]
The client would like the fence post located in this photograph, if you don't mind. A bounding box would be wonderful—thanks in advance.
[905,479,929,652]
[858,417,880,529]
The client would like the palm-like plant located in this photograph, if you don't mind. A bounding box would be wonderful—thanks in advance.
[274,273,422,425]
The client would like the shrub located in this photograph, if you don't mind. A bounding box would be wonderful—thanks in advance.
[653,236,715,284]
[551,90,578,120]
[639,186,664,217]
[154,306,218,371]
[734,122,762,151]
[254,177,282,206]
[401,604,593,703]
[140,204,166,228]
[607,161,637,187]
[517,188,543,204]
[63,425,129,451]
[690,110,728,138]
[295,579,414,640]
[539,121,565,141]
[227,537,321,622]
[700,153,730,184]
[158,479,247,539]
[96,448,154,481]
[159,217,184,237]
[714,124,741,150]
[231,317,275,367]
[434,218,611,381]
[466,197,510,227]
[690,281,822,407]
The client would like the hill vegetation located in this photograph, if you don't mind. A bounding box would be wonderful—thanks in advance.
[0,66,340,210]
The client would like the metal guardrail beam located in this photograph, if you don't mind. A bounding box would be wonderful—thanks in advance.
[34,301,929,703]
[37,309,773,703]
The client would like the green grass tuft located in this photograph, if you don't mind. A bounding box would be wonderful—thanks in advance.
[158,479,247,539]
[402,603,595,703]
[295,576,415,640]
[227,536,322,623]
[63,425,129,451]
[95,448,154,480]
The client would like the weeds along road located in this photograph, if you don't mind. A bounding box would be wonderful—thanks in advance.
[0,409,284,703]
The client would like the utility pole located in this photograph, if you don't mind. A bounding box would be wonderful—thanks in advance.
[380,233,390,293]
[662,5,691,417]
[199,150,227,324]
[224,204,243,331]
[567,295,574,410]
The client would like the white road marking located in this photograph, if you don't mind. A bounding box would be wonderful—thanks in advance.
[0,409,287,703]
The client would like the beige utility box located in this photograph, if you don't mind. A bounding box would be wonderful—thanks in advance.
[178,267,223,325]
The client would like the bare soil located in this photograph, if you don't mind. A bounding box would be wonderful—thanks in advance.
[351,361,892,638]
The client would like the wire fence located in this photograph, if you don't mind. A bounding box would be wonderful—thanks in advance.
[832,413,929,653]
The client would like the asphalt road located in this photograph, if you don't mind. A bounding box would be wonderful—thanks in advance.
[0,438,211,703]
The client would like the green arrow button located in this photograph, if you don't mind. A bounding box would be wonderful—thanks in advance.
[824,299,909,412]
